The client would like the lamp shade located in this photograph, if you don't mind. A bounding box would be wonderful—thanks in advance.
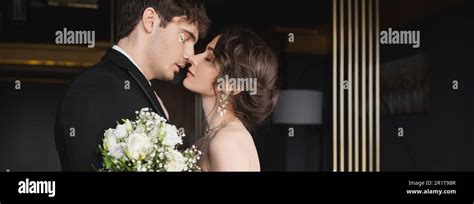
[272,90,323,125]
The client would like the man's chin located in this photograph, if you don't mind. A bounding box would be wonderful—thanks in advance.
[156,74,174,81]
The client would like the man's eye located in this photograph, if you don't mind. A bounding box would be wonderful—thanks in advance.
[205,58,211,62]
[178,33,186,43]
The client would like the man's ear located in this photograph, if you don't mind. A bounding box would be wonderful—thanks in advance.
[142,7,159,33]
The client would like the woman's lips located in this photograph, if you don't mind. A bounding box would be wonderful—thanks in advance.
[186,68,195,77]
[187,70,195,77]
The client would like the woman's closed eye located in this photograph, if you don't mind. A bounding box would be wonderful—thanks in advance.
[204,47,215,62]
[205,52,215,62]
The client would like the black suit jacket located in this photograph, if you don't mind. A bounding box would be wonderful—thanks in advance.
[54,48,167,171]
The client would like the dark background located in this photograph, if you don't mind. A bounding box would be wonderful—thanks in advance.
[0,0,473,171]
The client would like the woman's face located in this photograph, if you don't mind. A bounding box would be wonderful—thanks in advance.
[183,35,220,97]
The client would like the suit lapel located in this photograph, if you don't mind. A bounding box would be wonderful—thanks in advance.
[103,48,168,120]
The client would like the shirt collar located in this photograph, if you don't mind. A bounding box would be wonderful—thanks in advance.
[112,45,152,86]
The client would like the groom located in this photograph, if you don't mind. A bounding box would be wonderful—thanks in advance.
[54,0,210,171]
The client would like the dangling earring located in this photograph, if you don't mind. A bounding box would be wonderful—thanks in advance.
[217,91,229,116]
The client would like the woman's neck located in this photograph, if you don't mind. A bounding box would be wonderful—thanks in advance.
[202,94,236,130]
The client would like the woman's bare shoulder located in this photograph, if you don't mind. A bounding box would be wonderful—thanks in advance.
[206,123,253,170]
[209,124,250,151]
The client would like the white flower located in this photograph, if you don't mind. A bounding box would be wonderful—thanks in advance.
[125,119,133,130]
[148,127,159,141]
[126,133,154,160]
[108,144,125,160]
[103,128,117,150]
[162,124,182,147]
[133,124,146,134]
[154,115,166,124]
[165,150,187,172]
[113,123,129,139]
[100,107,201,172]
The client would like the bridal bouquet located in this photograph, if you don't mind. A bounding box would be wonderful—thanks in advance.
[98,107,201,172]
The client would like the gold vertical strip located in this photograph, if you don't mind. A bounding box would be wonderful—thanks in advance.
[339,0,345,172]
[348,0,353,172]
[368,0,373,172]
[361,0,366,172]
[375,0,380,172]
[354,0,359,172]
[333,0,338,172]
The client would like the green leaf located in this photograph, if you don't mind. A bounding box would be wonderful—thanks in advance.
[104,157,112,169]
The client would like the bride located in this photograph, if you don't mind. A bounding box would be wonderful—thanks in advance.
[183,27,279,171]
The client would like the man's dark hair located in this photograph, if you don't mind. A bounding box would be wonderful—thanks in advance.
[117,0,210,40]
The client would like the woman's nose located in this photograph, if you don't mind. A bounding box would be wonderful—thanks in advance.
[189,55,198,67]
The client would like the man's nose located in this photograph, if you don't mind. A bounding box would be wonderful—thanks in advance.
[183,47,195,63]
